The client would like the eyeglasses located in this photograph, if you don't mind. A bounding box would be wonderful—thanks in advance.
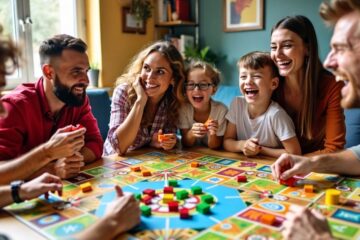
[185,82,214,90]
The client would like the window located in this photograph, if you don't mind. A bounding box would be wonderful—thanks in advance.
[0,0,85,89]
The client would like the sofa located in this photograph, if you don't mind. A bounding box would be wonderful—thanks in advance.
[87,88,111,140]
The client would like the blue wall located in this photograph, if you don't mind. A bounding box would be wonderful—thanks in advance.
[199,0,333,85]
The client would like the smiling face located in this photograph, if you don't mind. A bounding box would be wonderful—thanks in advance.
[239,65,278,106]
[186,68,215,111]
[323,11,360,109]
[50,49,90,106]
[270,29,308,78]
[140,51,173,102]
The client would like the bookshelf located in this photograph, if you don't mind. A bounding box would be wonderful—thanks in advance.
[154,0,199,47]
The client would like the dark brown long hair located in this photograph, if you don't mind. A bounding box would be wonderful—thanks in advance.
[271,15,324,139]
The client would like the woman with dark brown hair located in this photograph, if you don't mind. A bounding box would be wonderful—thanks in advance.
[270,15,345,155]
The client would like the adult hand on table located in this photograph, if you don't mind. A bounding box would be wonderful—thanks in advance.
[54,152,84,179]
[271,153,314,181]
[19,173,62,200]
[42,125,86,161]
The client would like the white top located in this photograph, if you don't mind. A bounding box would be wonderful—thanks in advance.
[178,99,228,146]
[225,96,296,148]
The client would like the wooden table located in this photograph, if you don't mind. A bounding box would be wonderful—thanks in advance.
[0,147,274,240]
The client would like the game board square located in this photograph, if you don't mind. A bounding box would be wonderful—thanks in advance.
[83,167,112,177]
[119,158,143,165]
[30,212,67,228]
[216,168,244,177]
[66,172,94,184]
[214,159,237,166]
[256,165,272,173]
[198,155,223,162]
[104,162,128,170]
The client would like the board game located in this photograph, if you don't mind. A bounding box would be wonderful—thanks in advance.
[5,150,360,239]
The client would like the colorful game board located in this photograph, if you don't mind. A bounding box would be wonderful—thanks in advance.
[5,150,360,239]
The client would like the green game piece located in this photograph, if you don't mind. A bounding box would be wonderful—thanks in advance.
[140,205,151,216]
[201,194,214,204]
[196,202,210,214]
[134,193,142,200]
[191,186,202,195]
[176,190,189,200]
[168,180,178,187]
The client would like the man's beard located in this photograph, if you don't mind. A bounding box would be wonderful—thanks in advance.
[53,75,86,107]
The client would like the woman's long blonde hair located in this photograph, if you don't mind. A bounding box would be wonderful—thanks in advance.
[116,41,185,125]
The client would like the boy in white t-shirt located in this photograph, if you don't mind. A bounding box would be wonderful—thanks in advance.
[179,61,228,149]
[224,51,301,157]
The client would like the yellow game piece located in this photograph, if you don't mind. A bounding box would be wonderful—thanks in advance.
[80,182,92,193]
[191,161,200,167]
[325,189,341,205]
[304,184,314,193]
[163,193,174,203]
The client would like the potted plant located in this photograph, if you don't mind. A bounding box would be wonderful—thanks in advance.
[184,46,224,66]
[130,0,153,22]
[88,62,100,87]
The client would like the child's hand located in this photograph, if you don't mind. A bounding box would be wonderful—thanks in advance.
[191,123,207,138]
[156,129,177,150]
[243,138,261,156]
[206,119,219,136]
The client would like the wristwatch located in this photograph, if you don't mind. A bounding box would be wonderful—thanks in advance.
[10,180,24,203]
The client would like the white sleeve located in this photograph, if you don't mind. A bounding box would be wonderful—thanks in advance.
[272,108,297,141]
[225,98,238,124]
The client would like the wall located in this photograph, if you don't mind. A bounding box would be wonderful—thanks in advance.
[199,0,333,86]
[85,0,155,88]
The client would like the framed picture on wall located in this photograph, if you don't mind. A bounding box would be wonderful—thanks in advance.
[122,7,146,34]
[223,0,264,32]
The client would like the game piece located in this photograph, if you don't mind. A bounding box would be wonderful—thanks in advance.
[191,186,202,195]
[260,214,276,225]
[70,124,84,131]
[142,195,153,205]
[325,189,341,205]
[168,179,178,187]
[140,205,151,216]
[163,193,174,203]
[53,201,71,210]
[176,190,189,200]
[204,118,212,129]
[80,182,92,193]
[131,166,141,172]
[304,184,314,193]
[142,171,152,177]
[134,193,142,200]
[163,186,174,193]
[191,161,200,168]
[143,189,156,197]
[158,134,173,142]
[279,177,297,187]
[196,202,210,214]
[237,175,247,183]
[201,194,214,204]
[168,201,179,212]
[179,208,190,219]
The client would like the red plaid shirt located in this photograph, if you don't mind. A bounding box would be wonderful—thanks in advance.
[103,84,177,155]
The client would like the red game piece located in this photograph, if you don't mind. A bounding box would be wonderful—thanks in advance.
[70,124,84,131]
[168,201,179,212]
[142,195,152,205]
[163,186,174,193]
[142,171,152,177]
[279,177,297,187]
[179,208,190,219]
[237,175,247,182]
[143,189,156,197]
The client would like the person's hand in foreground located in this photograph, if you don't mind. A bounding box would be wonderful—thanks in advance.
[282,205,333,240]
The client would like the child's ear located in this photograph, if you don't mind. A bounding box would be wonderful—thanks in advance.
[271,77,279,90]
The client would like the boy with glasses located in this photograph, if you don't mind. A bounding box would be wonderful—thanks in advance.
[224,51,301,157]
